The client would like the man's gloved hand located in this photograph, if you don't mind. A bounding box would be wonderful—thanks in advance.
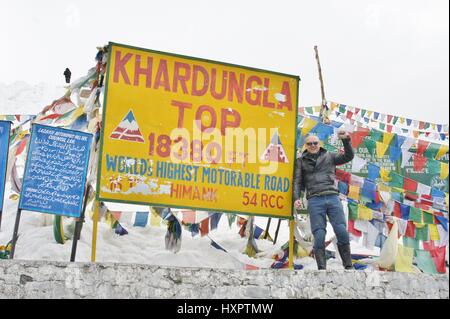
[294,198,307,210]
[337,130,350,140]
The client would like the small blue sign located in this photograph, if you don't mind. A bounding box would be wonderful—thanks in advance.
[0,120,12,210]
[19,124,93,217]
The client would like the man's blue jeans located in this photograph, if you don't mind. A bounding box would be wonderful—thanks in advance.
[307,194,349,250]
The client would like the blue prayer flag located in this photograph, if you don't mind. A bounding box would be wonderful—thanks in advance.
[400,203,410,220]
[361,180,377,201]
[389,146,402,162]
[134,212,149,227]
[367,163,380,181]
[338,181,349,195]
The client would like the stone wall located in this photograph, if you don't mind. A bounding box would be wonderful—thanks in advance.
[0,260,448,299]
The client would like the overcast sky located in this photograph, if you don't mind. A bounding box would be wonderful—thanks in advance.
[0,0,448,123]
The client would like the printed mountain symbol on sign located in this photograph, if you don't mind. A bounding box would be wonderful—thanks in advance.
[260,131,289,163]
[110,110,145,142]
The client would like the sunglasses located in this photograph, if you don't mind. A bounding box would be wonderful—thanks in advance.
[306,141,319,146]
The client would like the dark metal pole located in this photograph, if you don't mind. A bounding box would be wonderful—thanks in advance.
[70,185,92,262]
[9,208,22,259]
[273,219,282,245]
[263,217,272,239]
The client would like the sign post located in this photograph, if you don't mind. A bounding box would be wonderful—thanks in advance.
[0,120,12,231]
[97,42,299,220]
[10,124,92,260]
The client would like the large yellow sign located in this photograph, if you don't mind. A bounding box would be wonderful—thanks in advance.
[97,42,299,218]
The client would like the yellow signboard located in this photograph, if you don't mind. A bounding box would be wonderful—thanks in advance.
[97,42,299,218]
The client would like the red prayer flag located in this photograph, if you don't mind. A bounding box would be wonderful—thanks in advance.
[418,121,425,130]
[348,220,362,237]
[413,154,427,172]
[417,140,429,155]
[200,218,209,237]
[422,240,436,251]
[393,202,402,218]
[346,110,353,119]
[387,115,393,123]
[429,246,447,273]
[15,137,29,156]
[335,169,351,183]
[387,125,393,132]
[350,131,370,148]
[403,178,418,193]
[405,221,416,238]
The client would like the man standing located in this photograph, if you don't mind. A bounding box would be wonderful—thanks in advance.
[293,131,354,270]
[64,68,72,84]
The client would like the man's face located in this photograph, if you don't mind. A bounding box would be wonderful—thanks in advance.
[305,136,320,154]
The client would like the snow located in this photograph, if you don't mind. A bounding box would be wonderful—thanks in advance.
[120,119,139,131]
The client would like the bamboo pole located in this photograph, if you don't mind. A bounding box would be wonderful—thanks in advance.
[90,200,99,262]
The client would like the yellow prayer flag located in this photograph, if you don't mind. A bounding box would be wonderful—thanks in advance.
[104,211,116,228]
[301,117,318,136]
[358,205,373,221]
[59,105,84,127]
[413,131,419,138]
[399,117,405,124]
[431,123,436,130]
[440,163,449,180]
[330,102,338,110]
[376,141,389,158]
[395,244,414,273]
[436,145,449,160]
[348,185,360,200]
[380,168,391,182]
[429,224,440,241]
[377,220,398,270]
[378,183,391,193]
[383,132,395,145]
[414,222,426,229]
[367,111,373,117]
[313,106,321,113]
[150,208,162,227]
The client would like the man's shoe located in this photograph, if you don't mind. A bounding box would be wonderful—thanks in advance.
[337,244,353,270]
[314,248,327,270]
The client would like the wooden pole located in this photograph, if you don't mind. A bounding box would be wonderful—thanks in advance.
[90,200,99,262]
[288,219,295,270]
[314,45,326,106]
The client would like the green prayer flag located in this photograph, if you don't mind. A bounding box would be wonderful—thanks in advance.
[415,224,429,241]
[415,249,438,274]
[424,143,440,159]
[360,109,366,118]
[306,107,314,114]
[409,207,423,223]
[423,211,434,224]
[339,105,346,113]
[379,123,385,130]
[348,202,358,220]
[389,172,404,188]
[364,138,377,156]
[393,116,399,125]
[370,130,383,142]
[403,236,420,249]
[424,122,430,130]
[426,159,441,175]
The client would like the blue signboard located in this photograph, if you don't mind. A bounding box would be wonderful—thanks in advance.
[0,120,12,210]
[19,124,93,217]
